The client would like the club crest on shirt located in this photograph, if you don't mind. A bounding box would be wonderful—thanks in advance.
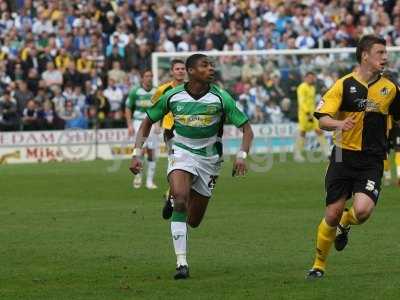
[380,87,389,96]
[207,105,218,114]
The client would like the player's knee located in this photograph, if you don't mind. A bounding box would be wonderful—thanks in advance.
[354,208,372,223]
[187,217,201,228]
[325,209,342,226]
[172,190,189,212]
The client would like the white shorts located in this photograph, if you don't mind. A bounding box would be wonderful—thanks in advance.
[167,146,222,198]
[133,120,159,150]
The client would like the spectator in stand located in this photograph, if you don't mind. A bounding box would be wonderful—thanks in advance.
[22,99,41,130]
[14,80,33,116]
[89,68,103,92]
[103,78,123,115]
[72,85,87,114]
[76,50,93,75]
[63,61,83,88]
[263,73,287,105]
[40,99,63,130]
[52,85,66,116]
[295,28,316,49]
[0,90,18,131]
[86,87,110,128]
[59,99,87,129]
[3,0,400,131]
[41,61,63,90]
[241,56,264,83]
[55,48,73,72]
[25,68,40,95]
[108,61,126,86]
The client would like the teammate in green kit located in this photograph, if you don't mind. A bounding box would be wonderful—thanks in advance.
[125,70,159,189]
[129,54,254,279]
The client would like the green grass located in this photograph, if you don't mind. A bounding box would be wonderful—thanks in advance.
[1,156,399,300]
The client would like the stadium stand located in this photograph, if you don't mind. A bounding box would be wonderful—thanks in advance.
[0,0,399,131]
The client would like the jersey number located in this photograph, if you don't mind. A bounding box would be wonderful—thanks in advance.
[207,175,218,189]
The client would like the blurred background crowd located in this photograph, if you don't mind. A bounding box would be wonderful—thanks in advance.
[1,0,400,131]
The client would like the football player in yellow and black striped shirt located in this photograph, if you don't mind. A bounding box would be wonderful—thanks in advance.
[307,35,400,279]
[151,59,186,219]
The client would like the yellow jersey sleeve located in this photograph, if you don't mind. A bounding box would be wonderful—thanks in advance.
[151,85,166,104]
[314,79,343,119]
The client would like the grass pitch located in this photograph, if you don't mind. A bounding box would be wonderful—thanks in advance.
[1,156,399,300]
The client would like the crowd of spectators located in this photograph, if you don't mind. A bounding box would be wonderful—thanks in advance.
[1,0,400,131]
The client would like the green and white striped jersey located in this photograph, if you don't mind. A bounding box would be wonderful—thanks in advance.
[146,83,248,156]
[125,86,156,121]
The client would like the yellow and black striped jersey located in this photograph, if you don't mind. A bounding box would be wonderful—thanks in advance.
[314,72,400,158]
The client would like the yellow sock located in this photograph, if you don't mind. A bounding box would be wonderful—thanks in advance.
[312,218,336,271]
[384,159,390,172]
[340,207,360,226]
[383,159,392,180]
[396,153,400,177]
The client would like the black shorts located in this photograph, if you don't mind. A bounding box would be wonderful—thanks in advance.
[388,125,400,152]
[325,147,383,205]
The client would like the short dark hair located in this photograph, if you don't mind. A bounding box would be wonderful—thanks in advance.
[355,35,386,63]
[170,59,185,70]
[185,53,207,70]
[140,69,152,77]
[305,71,316,77]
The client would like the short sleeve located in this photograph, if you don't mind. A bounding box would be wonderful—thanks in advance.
[221,90,249,127]
[125,88,137,109]
[146,94,169,123]
[389,86,400,121]
[314,79,343,119]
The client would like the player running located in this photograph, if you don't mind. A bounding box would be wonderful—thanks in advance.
[294,72,330,162]
[307,35,400,279]
[129,54,254,279]
[151,59,186,218]
[125,70,158,189]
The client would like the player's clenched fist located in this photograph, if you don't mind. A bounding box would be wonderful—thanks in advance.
[338,117,356,131]
[129,155,142,174]
[129,148,143,174]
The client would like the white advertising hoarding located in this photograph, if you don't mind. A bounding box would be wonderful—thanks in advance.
[0,124,298,164]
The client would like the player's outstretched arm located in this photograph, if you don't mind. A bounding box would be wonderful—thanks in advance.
[319,115,355,131]
[129,117,153,174]
[232,122,254,177]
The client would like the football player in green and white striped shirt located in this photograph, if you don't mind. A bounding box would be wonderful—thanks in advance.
[129,54,254,279]
[125,70,158,189]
